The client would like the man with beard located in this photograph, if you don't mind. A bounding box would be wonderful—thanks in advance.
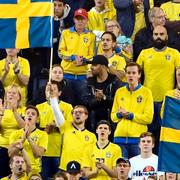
[1,154,29,180]
[133,7,180,61]
[137,25,180,154]
[86,55,124,133]
[58,105,96,171]
[101,31,126,81]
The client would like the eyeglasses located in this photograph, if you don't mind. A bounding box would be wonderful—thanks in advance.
[73,111,86,115]
[154,15,165,19]
[106,24,118,29]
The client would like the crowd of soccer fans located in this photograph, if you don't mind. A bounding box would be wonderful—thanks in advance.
[0,0,180,179]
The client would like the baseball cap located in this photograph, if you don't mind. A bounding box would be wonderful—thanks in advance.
[74,8,88,19]
[66,161,81,173]
[88,55,108,67]
[116,157,131,166]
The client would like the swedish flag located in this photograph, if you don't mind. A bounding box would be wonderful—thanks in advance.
[0,0,53,48]
[158,96,180,173]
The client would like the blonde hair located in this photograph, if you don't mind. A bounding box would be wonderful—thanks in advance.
[4,84,22,108]
[105,19,123,34]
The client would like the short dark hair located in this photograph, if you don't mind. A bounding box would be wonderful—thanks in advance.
[96,120,111,131]
[26,105,39,117]
[140,132,155,144]
[125,62,142,74]
[101,31,117,42]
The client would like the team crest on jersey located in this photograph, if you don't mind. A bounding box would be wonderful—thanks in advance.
[84,37,89,43]
[104,18,109,24]
[112,61,117,67]
[31,136,38,142]
[137,95,142,103]
[121,97,124,101]
[106,152,112,158]
[165,54,171,60]
[85,135,89,141]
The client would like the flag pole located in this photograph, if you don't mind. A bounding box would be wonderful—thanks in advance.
[49,0,54,83]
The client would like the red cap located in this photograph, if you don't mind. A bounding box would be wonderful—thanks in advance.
[74,8,88,19]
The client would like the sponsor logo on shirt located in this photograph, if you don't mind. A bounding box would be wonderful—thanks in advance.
[133,166,157,178]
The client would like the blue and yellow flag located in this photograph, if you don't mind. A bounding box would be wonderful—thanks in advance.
[0,0,53,48]
[158,96,180,173]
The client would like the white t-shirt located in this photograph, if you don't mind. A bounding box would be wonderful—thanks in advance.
[129,154,163,180]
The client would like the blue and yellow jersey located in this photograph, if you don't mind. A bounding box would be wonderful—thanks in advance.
[111,84,153,138]
[59,27,95,75]
[137,47,180,102]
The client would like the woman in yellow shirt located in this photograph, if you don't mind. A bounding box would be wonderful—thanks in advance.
[0,84,25,178]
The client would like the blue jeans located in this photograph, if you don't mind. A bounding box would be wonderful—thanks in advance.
[113,138,140,158]
[42,156,60,180]
[64,75,88,106]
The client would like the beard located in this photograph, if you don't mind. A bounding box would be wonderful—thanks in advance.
[152,38,168,50]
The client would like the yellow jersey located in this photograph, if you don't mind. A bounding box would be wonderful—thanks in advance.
[161,2,180,21]
[105,0,116,19]
[131,0,154,40]
[137,47,180,102]
[108,54,126,72]
[82,142,122,180]
[0,57,30,105]
[59,121,96,171]
[0,107,25,148]
[88,7,115,33]
[1,174,28,180]
[37,100,73,157]
[9,128,48,173]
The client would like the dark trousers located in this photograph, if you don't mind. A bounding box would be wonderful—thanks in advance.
[0,147,11,178]
[148,102,162,155]
[42,156,60,180]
